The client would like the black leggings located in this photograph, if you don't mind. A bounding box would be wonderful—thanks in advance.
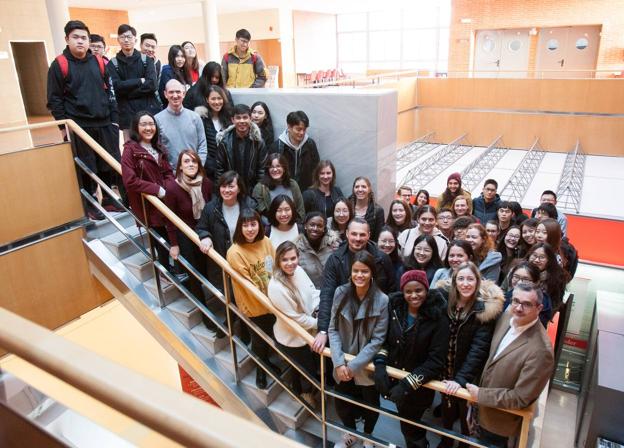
[439,395,469,448]
[249,314,277,366]
[277,343,318,394]
[334,380,380,434]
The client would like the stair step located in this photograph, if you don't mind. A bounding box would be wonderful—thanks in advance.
[268,390,307,430]
[100,225,147,259]
[167,298,203,329]
[143,277,182,305]
[121,252,154,281]
[191,324,228,355]
[86,211,135,239]
[240,366,283,406]
[214,345,254,378]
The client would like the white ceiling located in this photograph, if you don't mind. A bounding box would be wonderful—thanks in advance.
[68,0,435,15]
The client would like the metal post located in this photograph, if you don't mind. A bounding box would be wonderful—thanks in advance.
[320,354,327,448]
[222,271,240,383]
[141,194,165,307]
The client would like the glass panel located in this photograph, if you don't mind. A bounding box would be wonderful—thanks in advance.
[340,62,367,75]
[403,29,438,60]
[483,36,496,53]
[370,30,401,61]
[576,37,589,50]
[547,39,559,51]
[508,39,522,52]
[368,9,401,30]
[368,60,402,70]
[438,28,450,61]
[337,13,367,32]
[403,3,440,28]
[338,32,367,61]
[438,0,452,27]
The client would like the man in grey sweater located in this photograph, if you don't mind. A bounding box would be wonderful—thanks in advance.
[155,79,207,169]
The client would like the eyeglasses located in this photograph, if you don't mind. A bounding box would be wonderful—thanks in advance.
[506,234,521,240]
[529,254,547,261]
[90,44,105,50]
[335,210,350,216]
[378,239,395,246]
[119,34,135,41]
[438,215,453,221]
[512,274,532,282]
[511,298,536,309]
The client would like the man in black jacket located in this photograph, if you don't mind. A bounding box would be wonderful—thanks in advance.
[107,24,160,139]
[311,217,397,353]
[269,110,320,191]
[215,104,267,192]
[472,178,500,224]
[47,20,120,219]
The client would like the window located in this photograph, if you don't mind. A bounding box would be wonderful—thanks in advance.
[337,0,451,75]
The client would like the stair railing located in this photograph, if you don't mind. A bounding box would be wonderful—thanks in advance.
[0,120,537,448]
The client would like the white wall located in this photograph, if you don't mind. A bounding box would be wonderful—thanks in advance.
[293,11,337,73]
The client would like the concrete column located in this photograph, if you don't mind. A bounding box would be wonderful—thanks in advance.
[278,8,296,87]
[201,0,221,62]
[45,0,70,56]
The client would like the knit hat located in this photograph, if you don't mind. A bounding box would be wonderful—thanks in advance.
[400,269,429,291]
[447,172,462,186]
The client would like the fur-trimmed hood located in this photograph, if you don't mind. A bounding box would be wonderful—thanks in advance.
[434,278,504,323]
[215,121,262,145]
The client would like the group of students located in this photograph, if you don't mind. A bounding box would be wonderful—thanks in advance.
[50,19,568,448]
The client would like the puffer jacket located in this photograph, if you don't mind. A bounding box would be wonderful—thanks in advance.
[329,283,389,386]
[472,194,501,224]
[374,289,449,407]
[195,195,257,288]
[121,139,174,227]
[437,279,504,387]
[195,105,229,181]
[215,122,267,191]
[478,250,503,282]
[295,232,340,289]
[269,130,320,192]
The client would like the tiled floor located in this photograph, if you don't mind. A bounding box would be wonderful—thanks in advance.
[540,389,578,448]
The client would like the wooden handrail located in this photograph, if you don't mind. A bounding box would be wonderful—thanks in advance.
[0,120,535,445]
[0,307,304,448]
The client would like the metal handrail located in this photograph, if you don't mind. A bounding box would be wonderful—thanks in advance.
[0,120,536,447]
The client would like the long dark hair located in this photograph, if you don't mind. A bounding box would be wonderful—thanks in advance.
[205,85,231,124]
[268,194,298,227]
[311,160,337,190]
[250,101,274,136]
[386,199,412,232]
[261,153,291,189]
[334,250,379,339]
[167,45,190,85]
[232,208,264,245]
[129,111,161,149]
[526,242,568,308]
[181,41,199,73]
[201,61,226,90]
[217,171,246,203]
[444,240,475,268]
[329,197,353,232]
[377,225,399,263]
[519,218,539,256]
[406,234,443,271]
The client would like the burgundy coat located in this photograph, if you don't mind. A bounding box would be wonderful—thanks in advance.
[164,177,213,245]
[121,139,174,227]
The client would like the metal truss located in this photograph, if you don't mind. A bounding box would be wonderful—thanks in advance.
[396,132,441,170]
[556,140,586,213]
[460,135,506,192]
[500,138,546,203]
[400,134,471,189]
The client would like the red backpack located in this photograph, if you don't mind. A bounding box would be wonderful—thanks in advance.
[55,54,107,89]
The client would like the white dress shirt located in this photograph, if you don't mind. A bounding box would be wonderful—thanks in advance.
[494,317,539,360]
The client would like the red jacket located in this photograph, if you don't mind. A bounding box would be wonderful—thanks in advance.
[121,139,174,227]
[164,177,213,245]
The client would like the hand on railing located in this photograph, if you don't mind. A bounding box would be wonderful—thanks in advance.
[199,237,213,254]
[310,332,328,353]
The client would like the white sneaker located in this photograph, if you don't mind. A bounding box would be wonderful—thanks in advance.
[334,433,358,448]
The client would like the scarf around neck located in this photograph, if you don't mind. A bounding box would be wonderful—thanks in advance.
[176,174,205,220]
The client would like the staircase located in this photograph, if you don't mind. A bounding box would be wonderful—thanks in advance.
[84,212,378,447]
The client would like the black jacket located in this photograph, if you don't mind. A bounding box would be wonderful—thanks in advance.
[107,50,160,128]
[350,198,385,241]
[183,82,233,110]
[374,289,449,407]
[318,241,397,332]
[438,280,504,387]
[472,194,501,224]
[302,186,345,218]
[269,136,320,191]
[196,195,257,288]
[194,106,228,181]
[215,123,267,192]
[47,47,118,127]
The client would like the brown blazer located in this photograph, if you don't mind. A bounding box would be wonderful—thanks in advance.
[477,310,554,437]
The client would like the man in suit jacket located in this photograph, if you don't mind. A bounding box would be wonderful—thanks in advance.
[466,282,554,447]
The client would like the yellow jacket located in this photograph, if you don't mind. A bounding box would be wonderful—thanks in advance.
[226,236,275,317]
[221,46,267,88]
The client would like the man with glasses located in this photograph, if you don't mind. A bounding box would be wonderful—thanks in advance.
[222,28,267,88]
[89,34,109,63]
[107,24,160,139]
[437,208,454,241]
[47,20,120,220]
[466,282,554,447]
[472,179,500,224]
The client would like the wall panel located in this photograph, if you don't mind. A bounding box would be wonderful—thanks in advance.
[0,229,107,330]
[0,143,83,245]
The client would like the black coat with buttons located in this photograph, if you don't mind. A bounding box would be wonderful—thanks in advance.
[374,288,449,407]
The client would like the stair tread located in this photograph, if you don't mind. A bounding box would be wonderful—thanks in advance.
[121,252,152,268]
[241,366,278,391]
[144,277,180,294]
[268,390,304,417]
[101,225,141,245]
[167,298,199,315]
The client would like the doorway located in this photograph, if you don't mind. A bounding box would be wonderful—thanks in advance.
[474,28,530,78]
[11,41,50,118]
[535,26,601,78]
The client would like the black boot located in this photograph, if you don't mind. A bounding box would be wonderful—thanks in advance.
[256,368,267,389]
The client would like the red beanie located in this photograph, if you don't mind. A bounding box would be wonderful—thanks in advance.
[448,172,462,186]
[400,269,429,291]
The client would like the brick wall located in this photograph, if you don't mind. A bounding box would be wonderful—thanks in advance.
[449,0,624,73]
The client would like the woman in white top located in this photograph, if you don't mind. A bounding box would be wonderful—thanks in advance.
[266,194,302,249]
[268,241,320,403]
